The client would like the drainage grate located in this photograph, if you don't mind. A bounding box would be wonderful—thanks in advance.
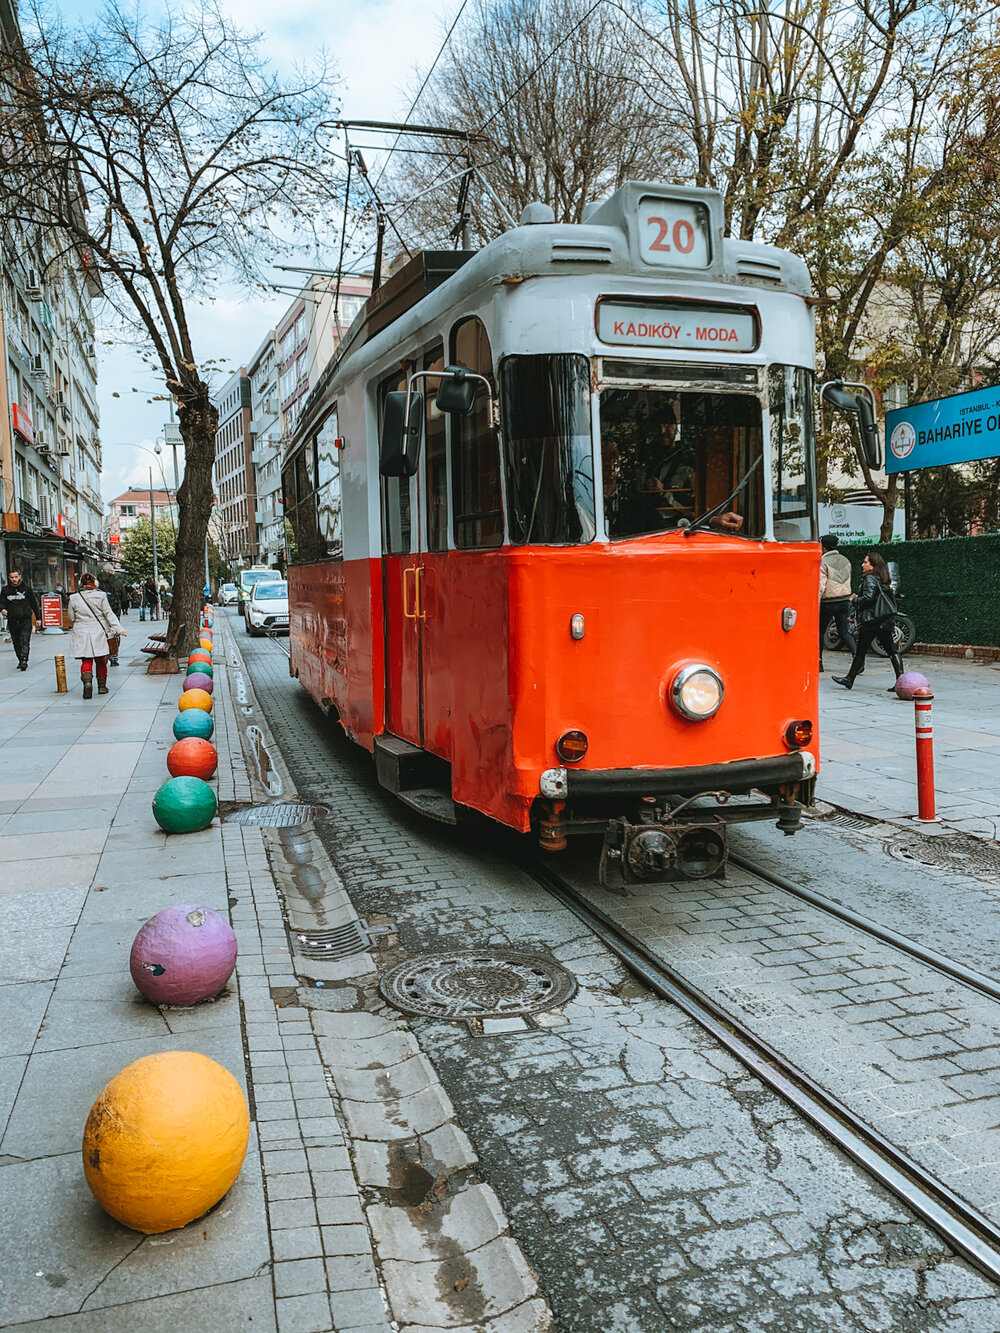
[295,922,368,960]
[294,920,393,961]
[379,949,578,1021]
[822,812,877,832]
[886,834,1000,879]
[223,802,328,827]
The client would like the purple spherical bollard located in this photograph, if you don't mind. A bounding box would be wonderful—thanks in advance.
[893,670,930,700]
[130,905,237,1006]
[183,671,214,695]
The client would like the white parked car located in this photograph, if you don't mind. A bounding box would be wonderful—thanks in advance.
[218,583,238,606]
[245,580,288,636]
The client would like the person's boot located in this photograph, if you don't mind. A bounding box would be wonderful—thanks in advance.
[97,680,109,695]
[81,671,93,699]
[887,652,905,691]
[831,674,854,689]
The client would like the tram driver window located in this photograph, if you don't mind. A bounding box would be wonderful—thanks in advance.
[600,389,765,539]
[450,316,503,549]
[501,354,595,545]
[769,365,817,541]
[283,444,321,563]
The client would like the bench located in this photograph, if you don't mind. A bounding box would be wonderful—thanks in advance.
[142,621,184,674]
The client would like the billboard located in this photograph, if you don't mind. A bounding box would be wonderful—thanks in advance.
[885,384,1000,474]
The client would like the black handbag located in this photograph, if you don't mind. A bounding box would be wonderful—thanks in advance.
[872,581,898,621]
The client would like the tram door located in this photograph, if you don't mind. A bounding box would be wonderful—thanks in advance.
[380,347,446,749]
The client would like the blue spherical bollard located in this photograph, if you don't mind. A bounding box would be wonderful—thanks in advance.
[172,709,215,742]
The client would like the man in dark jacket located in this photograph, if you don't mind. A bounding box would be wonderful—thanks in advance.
[98,566,126,664]
[0,569,41,670]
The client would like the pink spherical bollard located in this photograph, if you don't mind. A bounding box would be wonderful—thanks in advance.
[893,671,930,700]
[183,671,214,695]
[130,905,237,1006]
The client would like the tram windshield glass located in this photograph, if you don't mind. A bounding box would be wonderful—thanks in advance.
[600,389,765,539]
[501,354,596,544]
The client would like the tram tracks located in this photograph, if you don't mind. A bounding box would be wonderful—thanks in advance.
[523,852,1000,1287]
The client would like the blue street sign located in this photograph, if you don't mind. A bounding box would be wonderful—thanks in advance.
[885,384,1000,474]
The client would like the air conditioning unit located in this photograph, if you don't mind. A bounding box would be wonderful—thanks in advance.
[24,269,42,299]
[29,353,45,377]
[37,496,51,527]
[55,392,70,419]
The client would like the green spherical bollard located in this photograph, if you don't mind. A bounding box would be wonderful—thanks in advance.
[172,709,215,742]
[152,776,218,833]
[185,661,213,678]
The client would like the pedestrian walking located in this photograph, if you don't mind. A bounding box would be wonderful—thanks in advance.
[68,573,126,699]
[142,577,159,621]
[0,569,41,670]
[97,565,126,664]
[832,552,904,691]
[818,534,856,672]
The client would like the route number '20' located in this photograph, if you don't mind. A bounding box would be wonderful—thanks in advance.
[647,216,696,255]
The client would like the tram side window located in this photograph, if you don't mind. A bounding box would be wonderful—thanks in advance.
[769,365,817,541]
[600,389,765,539]
[379,369,411,555]
[283,445,321,563]
[424,344,447,551]
[316,409,343,559]
[450,317,503,549]
[501,354,595,544]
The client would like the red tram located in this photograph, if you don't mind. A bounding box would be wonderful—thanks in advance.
[282,183,840,886]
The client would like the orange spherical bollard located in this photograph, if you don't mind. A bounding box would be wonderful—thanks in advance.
[187,650,211,667]
[167,737,219,780]
[179,688,213,714]
[82,1051,249,1234]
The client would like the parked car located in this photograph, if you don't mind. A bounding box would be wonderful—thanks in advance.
[245,580,289,636]
[218,583,238,606]
[237,568,279,616]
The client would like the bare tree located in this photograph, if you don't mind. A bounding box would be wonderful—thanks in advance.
[0,1,342,650]
[386,0,685,247]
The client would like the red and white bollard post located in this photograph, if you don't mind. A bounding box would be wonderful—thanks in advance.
[913,686,938,822]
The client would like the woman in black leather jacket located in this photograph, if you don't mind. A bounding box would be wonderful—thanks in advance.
[832,552,904,690]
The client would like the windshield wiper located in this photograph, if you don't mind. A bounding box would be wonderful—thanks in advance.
[681,454,763,537]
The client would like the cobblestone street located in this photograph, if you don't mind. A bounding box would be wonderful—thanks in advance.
[235,617,1000,1332]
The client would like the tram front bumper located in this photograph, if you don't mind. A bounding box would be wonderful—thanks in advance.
[539,751,816,801]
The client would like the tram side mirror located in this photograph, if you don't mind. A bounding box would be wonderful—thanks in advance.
[380,390,424,477]
[435,366,478,415]
[821,381,882,471]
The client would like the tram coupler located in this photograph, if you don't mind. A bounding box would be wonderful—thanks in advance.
[599,812,728,892]
[773,783,807,835]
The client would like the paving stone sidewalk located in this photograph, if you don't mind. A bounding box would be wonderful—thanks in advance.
[817,652,1000,838]
[0,621,547,1333]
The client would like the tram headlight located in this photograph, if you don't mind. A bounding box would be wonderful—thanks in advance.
[670,664,724,721]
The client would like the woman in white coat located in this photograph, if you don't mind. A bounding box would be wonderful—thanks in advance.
[69,573,126,698]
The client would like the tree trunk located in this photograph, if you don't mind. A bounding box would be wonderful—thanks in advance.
[879,474,899,542]
[168,381,218,658]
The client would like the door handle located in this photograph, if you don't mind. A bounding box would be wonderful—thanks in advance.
[414,565,426,621]
[402,566,418,620]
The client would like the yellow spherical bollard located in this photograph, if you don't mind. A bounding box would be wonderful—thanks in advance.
[179,688,213,714]
[82,1051,249,1234]
[199,639,213,653]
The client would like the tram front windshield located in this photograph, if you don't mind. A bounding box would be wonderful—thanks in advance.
[600,389,765,539]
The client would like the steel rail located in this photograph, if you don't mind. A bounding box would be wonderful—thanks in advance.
[527,857,1000,1287]
[728,848,1000,1007]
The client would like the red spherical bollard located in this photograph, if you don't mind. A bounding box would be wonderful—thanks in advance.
[187,650,211,667]
[167,737,218,781]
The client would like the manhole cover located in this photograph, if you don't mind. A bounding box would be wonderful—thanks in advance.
[886,835,1000,879]
[379,949,577,1020]
[223,803,328,827]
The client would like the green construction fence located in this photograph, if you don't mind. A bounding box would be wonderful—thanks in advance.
[840,535,1000,647]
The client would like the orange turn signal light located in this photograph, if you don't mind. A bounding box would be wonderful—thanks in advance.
[784,719,813,749]
[555,730,589,763]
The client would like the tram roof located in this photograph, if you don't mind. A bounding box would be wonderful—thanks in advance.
[289,182,811,453]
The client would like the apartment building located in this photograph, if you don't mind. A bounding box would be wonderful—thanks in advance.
[223,273,371,574]
[212,368,257,568]
[105,488,178,551]
[0,0,104,593]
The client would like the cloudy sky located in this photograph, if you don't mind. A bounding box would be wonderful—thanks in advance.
[47,0,463,500]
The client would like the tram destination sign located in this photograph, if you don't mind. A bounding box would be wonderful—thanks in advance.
[597,300,758,353]
[885,383,1000,474]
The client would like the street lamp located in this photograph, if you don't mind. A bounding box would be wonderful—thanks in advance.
[112,442,174,618]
